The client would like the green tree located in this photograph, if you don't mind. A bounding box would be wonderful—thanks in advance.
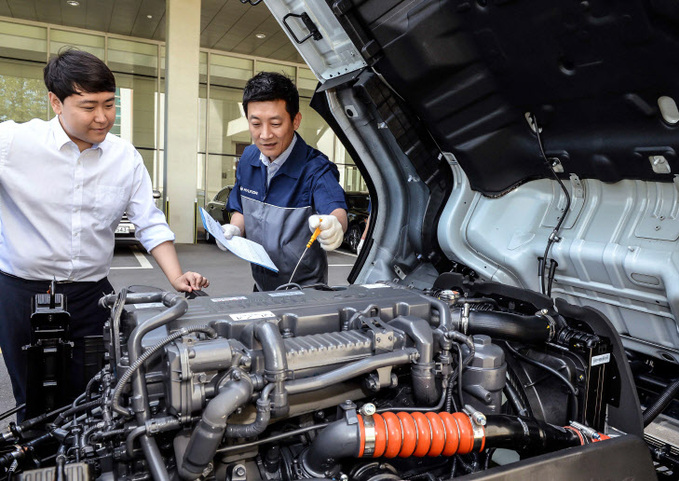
[0,74,47,123]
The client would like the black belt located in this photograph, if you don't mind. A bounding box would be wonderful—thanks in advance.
[0,270,100,285]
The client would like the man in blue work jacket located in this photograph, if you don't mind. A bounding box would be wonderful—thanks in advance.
[220,72,348,291]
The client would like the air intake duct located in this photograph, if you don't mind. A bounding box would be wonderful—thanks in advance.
[301,411,607,478]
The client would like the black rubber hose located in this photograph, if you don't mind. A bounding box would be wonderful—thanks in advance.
[484,415,580,454]
[53,399,101,427]
[643,378,679,427]
[302,418,361,477]
[468,311,553,344]
[503,382,529,417]
[298,413,583,473]
[225,386,273,438]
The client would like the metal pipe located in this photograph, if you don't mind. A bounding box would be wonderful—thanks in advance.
[285,349,418,395]
[389,317,439,405]
[255,322,288,416]
[179,373,253,480]
[99,291,165,308]
[125,292,188,481]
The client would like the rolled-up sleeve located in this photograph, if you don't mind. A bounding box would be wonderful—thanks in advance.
[126,151,175,252]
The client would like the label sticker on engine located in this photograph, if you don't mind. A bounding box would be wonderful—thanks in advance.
[229,310,276,321]
[268,291,304,297]
[362,284,390,289]
[212,296,248,303]
[591,353,611,366]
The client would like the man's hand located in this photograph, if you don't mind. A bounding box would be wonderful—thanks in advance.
[308,215,343,251]
[217,224,242,251]
[171,271,210,293]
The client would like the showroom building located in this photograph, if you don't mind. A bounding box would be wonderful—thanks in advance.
[0,0,366,242]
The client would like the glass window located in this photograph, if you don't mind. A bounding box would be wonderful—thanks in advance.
[298,100,333,157]
[114,73,159,149]
[256,61,295,80]
[206,154,238,201]
[199,51,208,85]
[207,85,249,155]
[0,21,46,62]
[204,81,249,201]
[0,59,48,122]
[210,54,253,89]
[108,38,158,77]
[159,45,166,80]
[50,30,104,60]
[298,67,318,97]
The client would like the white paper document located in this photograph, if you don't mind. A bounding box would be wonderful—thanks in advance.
[199,207,278,272]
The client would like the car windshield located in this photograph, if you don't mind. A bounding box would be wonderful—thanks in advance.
[346,193,369,211]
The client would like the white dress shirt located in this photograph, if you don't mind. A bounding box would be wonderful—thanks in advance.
[0,116,174,281]
[259,134,297,187]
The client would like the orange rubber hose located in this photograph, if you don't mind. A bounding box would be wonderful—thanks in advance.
[358,412,481,458]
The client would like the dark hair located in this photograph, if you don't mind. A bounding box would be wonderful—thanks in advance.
[243,72,299,121]
[44,48,116,102]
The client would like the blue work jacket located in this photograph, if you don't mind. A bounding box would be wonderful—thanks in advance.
[227,134,347,290]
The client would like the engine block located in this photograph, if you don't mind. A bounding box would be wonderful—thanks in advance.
[0,282,656,481]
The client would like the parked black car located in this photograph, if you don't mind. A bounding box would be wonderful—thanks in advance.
[343,192,370,253]
[203,185,232,242]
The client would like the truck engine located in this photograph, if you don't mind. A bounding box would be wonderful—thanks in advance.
[0,278,662,481]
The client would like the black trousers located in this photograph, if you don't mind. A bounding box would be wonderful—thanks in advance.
[0,271,113,418]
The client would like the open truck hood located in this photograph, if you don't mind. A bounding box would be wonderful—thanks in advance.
[265,0,679,364]
[263,0,679,478]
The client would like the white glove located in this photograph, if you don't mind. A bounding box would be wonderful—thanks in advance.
[308,215,343,251]
[357,238,365,254]
[217,224,242,251]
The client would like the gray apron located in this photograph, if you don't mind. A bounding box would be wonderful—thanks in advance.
[242,196,327,291]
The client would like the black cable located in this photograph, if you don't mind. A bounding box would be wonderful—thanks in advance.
[503,380,529,417]
[445,369,458,413]
[216,423,329,454]
[449,455,458,478]
[53,399,101,427]
[275,282,303,291]
[454,343,465,409]
[379,371,457,414]
[506,367,534,418]
[530,113,571,297]
[0,405,25,422]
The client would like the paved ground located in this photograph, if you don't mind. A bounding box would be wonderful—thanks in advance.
[0,241,358,427]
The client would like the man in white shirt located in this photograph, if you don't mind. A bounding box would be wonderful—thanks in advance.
[0,48,209,414]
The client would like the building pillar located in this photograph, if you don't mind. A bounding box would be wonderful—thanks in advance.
[163,0,201,243]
